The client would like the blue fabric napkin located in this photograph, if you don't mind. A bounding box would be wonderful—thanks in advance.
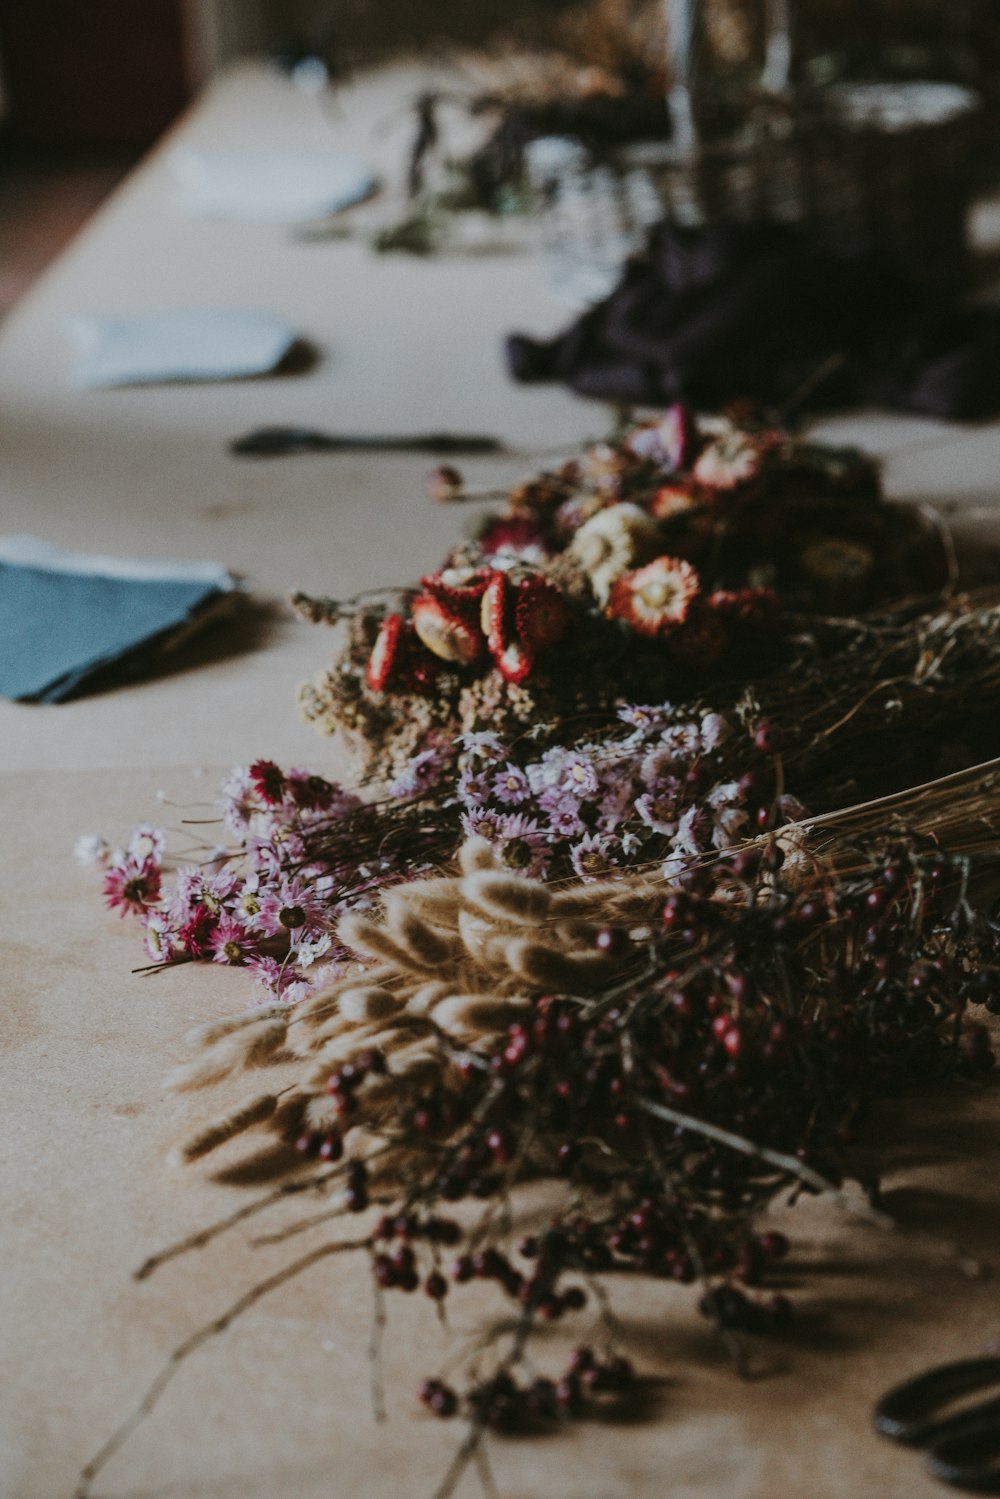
[0,536,238,703]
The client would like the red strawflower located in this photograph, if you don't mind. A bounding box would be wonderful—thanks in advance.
[513,575,568,652]
[606,556,701,638]
[669,603,730,668]
[477,515,548,559]
[419,568,490,624]
[366,614,406,693]
[480,571,512,655]
[708,587,780,630]
[411,593,484,665]
[493,639,535,685]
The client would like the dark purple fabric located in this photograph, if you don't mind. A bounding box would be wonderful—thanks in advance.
[506,222,1000,420]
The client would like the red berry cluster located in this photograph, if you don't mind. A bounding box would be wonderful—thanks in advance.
[320,834,996,1452]
[419,1346,636,1430]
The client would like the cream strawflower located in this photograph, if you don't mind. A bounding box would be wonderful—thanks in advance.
[568,502,659,603]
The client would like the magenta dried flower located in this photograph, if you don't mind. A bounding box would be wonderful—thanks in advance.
[103,858,161,917]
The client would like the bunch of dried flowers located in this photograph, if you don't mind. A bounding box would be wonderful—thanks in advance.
[292,406,948,777]
[75,767,1000,1498]
[81,580,1000,1011]
[73,411,1000,1499]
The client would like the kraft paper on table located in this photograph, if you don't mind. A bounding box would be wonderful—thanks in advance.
[1,62,999,1499]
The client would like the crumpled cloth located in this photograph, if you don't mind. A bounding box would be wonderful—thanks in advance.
[506,221,1000,420]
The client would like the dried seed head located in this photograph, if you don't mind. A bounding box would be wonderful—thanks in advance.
[184,1003,288,1049]
[388,1043,443,1082]
[461,870,553,924]
[239,1017,290,1068]
[384,902,461,967]
[166,1040,247,1094]
[170,1092,279,1165]
[339,986,403,1023]
[431,994,532,1040]
[459,838,498,875]
[505,939,616,991]
[339,913,438,974]
[292,966,396,1030]
[396,880,464,928]
[406,981,454,1016]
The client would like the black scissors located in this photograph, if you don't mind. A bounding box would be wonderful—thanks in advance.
[874,1358,1000,1493]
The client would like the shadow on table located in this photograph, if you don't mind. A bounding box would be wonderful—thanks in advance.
[71,592,291,701]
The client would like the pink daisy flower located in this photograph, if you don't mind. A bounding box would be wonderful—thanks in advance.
[103,859,161,917]
[127,823,166,865]
[248,759,285,807]
[634,792,679,838]
[255,877,329,939]
[219,766,259,835]
[209,912,256,965]
[142,912,179,963]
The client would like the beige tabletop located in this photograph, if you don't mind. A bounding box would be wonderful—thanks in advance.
[1,61,999,1499]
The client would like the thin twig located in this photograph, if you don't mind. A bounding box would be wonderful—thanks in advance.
[635,1097,893,1230]
[74,1237,371,1499]
[369,1269,388,1424]
[134,1167,344,1280]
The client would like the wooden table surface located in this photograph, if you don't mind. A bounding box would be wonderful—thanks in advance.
[1,60,998,1499]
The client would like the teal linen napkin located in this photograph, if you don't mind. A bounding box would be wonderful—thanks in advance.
[0,536,238,703]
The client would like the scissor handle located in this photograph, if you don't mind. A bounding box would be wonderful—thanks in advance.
[927,1407,1000,1495]
[874,1359,1000,1447]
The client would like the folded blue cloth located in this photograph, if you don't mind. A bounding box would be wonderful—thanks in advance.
[0,536,238,703]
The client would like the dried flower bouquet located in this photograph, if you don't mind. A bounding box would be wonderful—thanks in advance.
[293,406,948,779]
[75,409,1000,1499]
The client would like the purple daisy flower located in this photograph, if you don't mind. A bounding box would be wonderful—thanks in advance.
[700,712,731,753]
[640,746,685,795]
[494,813,550,877]
[460,808,505,843]
[635,792,679,838]
[616,703,674,731]
[142,912,178,963]
[558,751,600,800]
[674,806,711,855]
[657,723,703,761]
[570,832,617,881]
[712,807,749,848]
[457,730,504,762]
[458,766,491,807]
[492,763,532,806]
[389,746,451,799]
[165,865,205,923]
[545,802,587,839]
